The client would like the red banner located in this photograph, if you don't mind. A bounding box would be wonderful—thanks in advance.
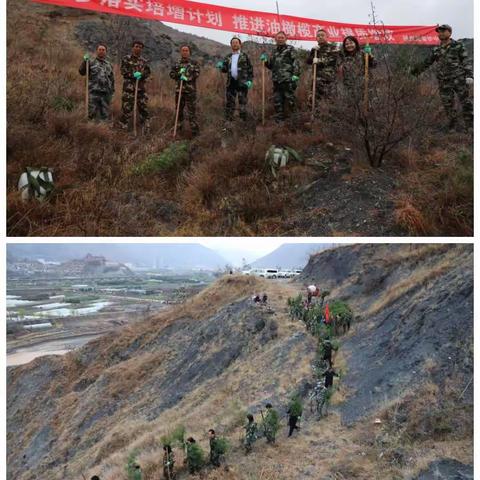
[32,0,439,45]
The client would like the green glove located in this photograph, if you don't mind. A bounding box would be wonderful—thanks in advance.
[179,67,187,74]
[83,53,90,61]
[216,61,224,69]
[363,44,372,55]
[245,80,253,89]
[180,75,188,82]
[260,53,268,62]
[292,75,300,82]
[133,71,142,80]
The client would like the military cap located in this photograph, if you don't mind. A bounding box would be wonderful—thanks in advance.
[436,24,452,33]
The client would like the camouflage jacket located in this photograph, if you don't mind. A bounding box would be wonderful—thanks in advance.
[339,51,376,88]
[121,54,151,91]
[221,51,254,87]
[311,382,327,402]
[265,44,301,84]
[79,57,114,95]
[244,421,257,440]
[169,58,200,94]
[307,43,339,83]
[418,39,473,82]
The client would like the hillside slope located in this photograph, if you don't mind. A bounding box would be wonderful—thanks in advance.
[300,244,473,424]
[7,245,473,479]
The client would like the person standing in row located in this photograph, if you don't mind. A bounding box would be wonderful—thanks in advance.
[217,37,254,122]
[79,43,115,121]
[412,24,473,132]
[119,40,151,132]
[170,45,200,136]
[339,35,376,94]
[306,29,339,113]
[262,31,301,123]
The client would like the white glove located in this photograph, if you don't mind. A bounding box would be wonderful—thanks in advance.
[466,77,474,86]
[313,57,320,64]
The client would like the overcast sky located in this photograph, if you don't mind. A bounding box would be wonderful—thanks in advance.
[164,0,473,45]
[200,239,337,265]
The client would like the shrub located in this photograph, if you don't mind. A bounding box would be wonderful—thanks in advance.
[186,442,205,471]
[125,450,140,480]
[288,395,304,417]
[132,141,190,175]
[160,424,186,447]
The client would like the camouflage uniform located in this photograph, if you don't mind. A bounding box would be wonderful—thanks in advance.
[414,39,473,129]
[243,421,258,453]
[339,51,377,93]
[209,437,221,467]
[169,58,200,134]
[163,450,175,479]
[265,45,301,121]
[310,382,328,418]
[306,43,339,110]
[120,54,151,128]
[221,51,254,121]
[79,57,114,120]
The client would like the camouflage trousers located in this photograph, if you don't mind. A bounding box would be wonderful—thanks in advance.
[439,79,473,128]
[226,80,248,121]
[120,86,149,128]
[88,91,111,121]
[244,434,256,453]
[308,80,336,116]
[175,89,199,134]
[272,81,297,121]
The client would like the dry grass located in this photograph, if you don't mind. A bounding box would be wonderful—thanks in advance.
[394,146,473,236]
[366,261,451,318]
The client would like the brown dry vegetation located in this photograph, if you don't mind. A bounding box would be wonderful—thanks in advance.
[6,0,473,236]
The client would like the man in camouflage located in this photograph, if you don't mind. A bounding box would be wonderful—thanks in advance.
[119,40,151,131]
[79,43,114,121]
[306,29,339,112]
[262,31,301,122]
[243,414,258,454]
[412,24,473,131]
[310,381,328,418]
[216,37,254,122]
[170,45,200,136]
